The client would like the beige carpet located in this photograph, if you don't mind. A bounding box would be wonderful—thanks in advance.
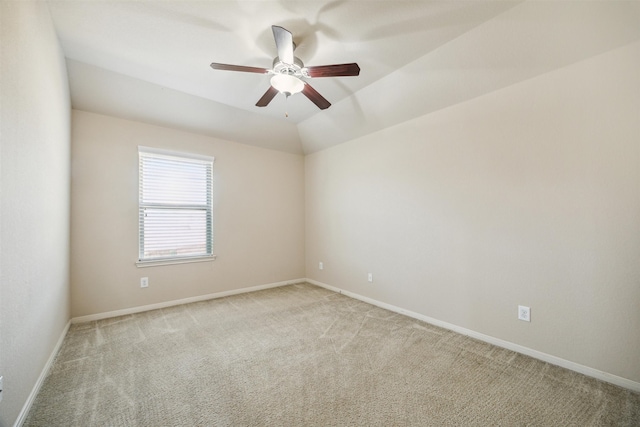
[25,283,639,426]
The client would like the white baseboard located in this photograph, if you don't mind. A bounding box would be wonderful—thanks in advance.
[14,320,71,427]
[71,278,305,324]
[306,278,640,393]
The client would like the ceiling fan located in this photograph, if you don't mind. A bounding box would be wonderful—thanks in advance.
[210,25,360,111]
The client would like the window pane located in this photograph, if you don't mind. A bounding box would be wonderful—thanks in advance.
[141,208,209,259]
[140,156,210,205]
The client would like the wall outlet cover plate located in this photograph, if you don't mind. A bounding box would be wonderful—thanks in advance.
[518,305,531,322]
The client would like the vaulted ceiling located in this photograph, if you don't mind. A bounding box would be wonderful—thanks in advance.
[48,1,640,154]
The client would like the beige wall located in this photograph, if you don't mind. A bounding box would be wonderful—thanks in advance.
[0,2,71,425]
[70,110,305,317]
[305,41,640,383]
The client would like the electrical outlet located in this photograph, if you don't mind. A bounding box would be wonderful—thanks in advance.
[367,273,373,282]
[518,305,531,322]
[319,262,323,270]
[0,375,4,403]
[140,277,149,288]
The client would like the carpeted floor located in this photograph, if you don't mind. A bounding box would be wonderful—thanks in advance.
[25,282,639,426]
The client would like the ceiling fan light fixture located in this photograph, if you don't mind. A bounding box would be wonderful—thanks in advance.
[270,74,304,96]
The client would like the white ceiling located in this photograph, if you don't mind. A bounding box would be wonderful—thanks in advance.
[48,1,640,154]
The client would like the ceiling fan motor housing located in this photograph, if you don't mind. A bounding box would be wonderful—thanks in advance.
[273,57,309,78]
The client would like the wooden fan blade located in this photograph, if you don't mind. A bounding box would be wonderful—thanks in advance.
[272,26,294,65]
[306,63,360,78]
[210,63,269,74]
[256,86,279,107]
[302,83,331,110]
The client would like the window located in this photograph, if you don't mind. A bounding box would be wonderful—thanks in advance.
[138,146,214,266]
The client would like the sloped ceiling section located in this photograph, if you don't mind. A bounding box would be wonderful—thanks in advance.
[67,60,303,154]
[298,1,640,153]
[49,1,640,154]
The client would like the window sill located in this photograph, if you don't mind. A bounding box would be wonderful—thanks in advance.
[136,255,217,268]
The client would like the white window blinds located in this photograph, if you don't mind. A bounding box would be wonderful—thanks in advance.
[138,147,214,262]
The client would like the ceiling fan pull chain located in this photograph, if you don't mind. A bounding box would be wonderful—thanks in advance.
[285,93,289,118]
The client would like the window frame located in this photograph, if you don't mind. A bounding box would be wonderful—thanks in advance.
[136,146,215,267]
